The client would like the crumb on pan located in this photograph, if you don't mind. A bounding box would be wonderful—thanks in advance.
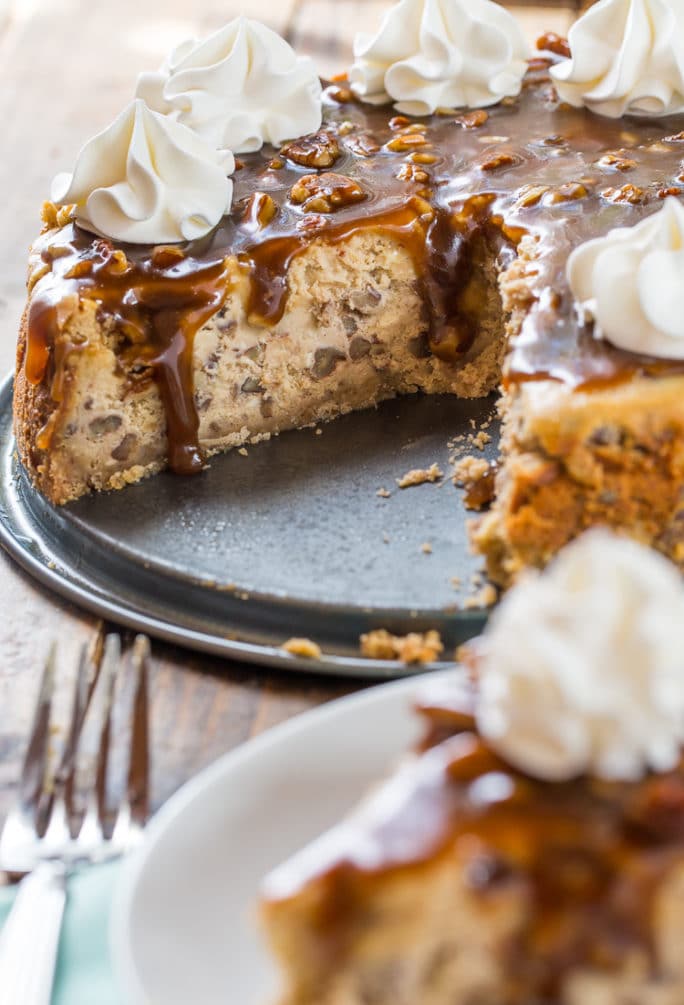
[397,463,443,489]
[463,584,498,610]
[360,628,444,664]
[282,637,323,659]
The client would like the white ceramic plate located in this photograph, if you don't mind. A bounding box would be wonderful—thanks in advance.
[111,670,454,1005]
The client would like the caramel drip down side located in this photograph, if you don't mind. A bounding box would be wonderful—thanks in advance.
[25,235,231,472]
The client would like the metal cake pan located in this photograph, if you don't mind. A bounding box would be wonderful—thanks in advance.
[0,374,497,677]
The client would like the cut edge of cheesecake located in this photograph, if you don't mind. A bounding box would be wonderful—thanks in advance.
[14,224,505,506]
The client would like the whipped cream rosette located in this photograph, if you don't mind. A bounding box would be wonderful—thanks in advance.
[551,0,684,118]
[568,197,684,359]
[51,99,234,243]
[136,17,322,154]
[350,0,528,114]
[476,530,684,782]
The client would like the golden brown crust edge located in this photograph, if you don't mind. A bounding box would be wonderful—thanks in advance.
[13,305,59,500]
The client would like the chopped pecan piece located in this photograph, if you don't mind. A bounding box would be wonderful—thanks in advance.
[478,149,523,172]
[515,184,549,208]
[548,181,589,203]
[290,173,366,213]
[396,162,430,184]
[598,152,637,172]
[385,133,430,153]
[602,183,648,205]
[457,110,489,129]
[345,132,380,157]
[151,245,184,269]
[281,131,340,168]
[242,192,278,231]
[536,31,571,58]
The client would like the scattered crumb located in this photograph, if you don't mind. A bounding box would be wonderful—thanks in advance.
[397,463,443,489]
[238,447,249,457]
[463,584,498,610]
[315,428,323,436]
[450,576,462,590]
[472,430,491,451]
[452,455,497,511]
[360,628,444,664]
[452,455,490,486]
[376,487,391,498]
[282,637,322,660]
[238,591,250,600]
[382,531,391,544]
[421,541,433,554]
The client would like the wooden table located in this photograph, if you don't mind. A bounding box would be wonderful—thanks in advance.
[0,0,578,822]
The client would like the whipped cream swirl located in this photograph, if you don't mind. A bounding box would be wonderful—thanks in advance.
[136,17,322,154]
[476,531,684,782]
[551,0,684,118]
[51,99,234,244]
[349,0,528,115]
[568,197,684,359]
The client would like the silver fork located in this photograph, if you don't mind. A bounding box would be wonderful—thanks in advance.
[0,632,150,1005]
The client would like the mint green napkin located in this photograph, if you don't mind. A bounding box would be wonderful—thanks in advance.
[0,862,121,1004]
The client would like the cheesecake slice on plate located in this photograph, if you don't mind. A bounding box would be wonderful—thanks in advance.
[261,531,684,1004]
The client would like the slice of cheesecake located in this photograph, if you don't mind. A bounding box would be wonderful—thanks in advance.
[13,30,684,586]
[261,532,684,1004]
[262,677,684,1005]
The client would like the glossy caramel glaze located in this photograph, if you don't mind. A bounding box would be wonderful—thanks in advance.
[25,53,684,471]
[265,676,684,1000]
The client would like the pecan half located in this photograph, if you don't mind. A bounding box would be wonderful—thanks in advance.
[602,183,648,205]
[290,173,367,213]
[281,131,340,168]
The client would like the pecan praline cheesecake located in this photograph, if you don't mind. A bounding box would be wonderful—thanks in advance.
[14,0,684,584]
[261,531,684,1004]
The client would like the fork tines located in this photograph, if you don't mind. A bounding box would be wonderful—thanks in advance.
[1,630,150,874]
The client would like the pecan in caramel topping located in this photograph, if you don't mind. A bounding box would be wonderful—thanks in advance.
[344,133,380,157]
[389,115,411,130]
[241,192,278,231]
[385,133,430,153]
[396,163,431,184]
[457,110,489,129]
[598,153,637,172]
[281,130,340,168]
[536,31,571,58]
[41,201,76,231]
[290,173,367,213]
[548,181,590,203]
[515,185,550,209]
[602,183,649,205]
[478,149,523,172]
[151,245,184,269]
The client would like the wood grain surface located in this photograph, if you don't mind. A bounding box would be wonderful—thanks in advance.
[0,0,575,826]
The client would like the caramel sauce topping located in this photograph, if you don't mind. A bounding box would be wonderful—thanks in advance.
[25,58,684,471]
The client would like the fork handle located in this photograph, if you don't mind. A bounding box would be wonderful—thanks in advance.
[0,862,67,1005]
